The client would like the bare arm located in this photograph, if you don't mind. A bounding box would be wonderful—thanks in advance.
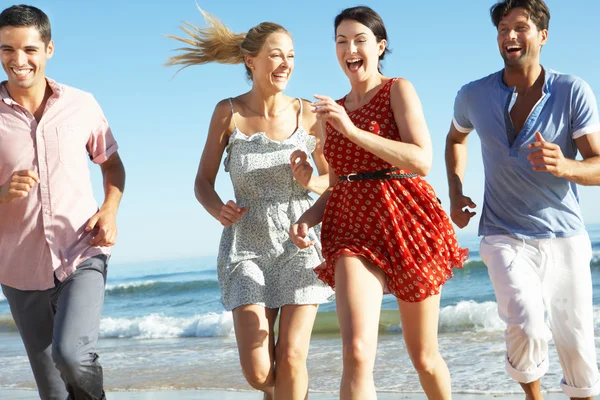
[87,151,125,246]
[445,123,477,228]
[312,79,432,176]
[290,168,337,248]
[290,102,330,195]
[528,131,600,186]
[194,99,248,226]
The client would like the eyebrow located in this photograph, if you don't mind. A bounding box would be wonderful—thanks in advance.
[268,48,294,53]
[0,44,40,50]
[336,32,368,39]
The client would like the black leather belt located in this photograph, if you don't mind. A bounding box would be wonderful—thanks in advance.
[338,168,418,182]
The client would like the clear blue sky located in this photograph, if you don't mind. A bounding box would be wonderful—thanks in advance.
[11,0,600,263]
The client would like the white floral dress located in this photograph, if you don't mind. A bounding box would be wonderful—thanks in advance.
[217,98,334,311]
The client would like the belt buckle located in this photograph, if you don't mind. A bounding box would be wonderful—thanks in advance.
[347,172,357,182]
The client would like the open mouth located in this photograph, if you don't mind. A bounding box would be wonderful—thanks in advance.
[505,45,523,54]
[346,58,363,72]
[272,72,288,82]
[11,68,33,78]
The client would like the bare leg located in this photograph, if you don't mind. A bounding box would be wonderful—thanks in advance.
[274,304,319,400]
[335,255,385,400]
[519,380,543,400]
[232,305,278,399]
[398,294,450,400]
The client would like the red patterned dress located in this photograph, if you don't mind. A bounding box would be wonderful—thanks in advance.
[316,78,468,302]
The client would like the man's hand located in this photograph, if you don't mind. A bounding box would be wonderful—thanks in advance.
[450,194,477,229]
[86,207,118,246]
[528,132,573,177]
[0,170,40,204]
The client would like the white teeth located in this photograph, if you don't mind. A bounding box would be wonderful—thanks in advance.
[12,69,32,76]
[347,59,362,63]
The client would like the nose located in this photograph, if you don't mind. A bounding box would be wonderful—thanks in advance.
[349,41,358,54]
[507,29,517,40]
[14,50,28,66]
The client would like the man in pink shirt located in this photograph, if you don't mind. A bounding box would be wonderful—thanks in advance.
[0,5,125,399]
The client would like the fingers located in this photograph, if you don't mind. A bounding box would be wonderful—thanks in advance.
[89,226,117,247]
[535,131,544,142]
[15,170,40,183]
[290,149,308,166]
[219,201,248,226]
[289,223,316,248]
[86,214,99,232]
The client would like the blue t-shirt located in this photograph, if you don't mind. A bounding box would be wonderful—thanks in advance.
[453,68,600,239]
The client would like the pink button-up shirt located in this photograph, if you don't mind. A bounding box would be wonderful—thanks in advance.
[0,79,118,290]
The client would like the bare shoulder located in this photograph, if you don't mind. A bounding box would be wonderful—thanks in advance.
[211,98,236,135]
[390,78,417,99]
[300,98,318,134]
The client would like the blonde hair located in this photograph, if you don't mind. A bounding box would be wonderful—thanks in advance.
[166,6,290,80]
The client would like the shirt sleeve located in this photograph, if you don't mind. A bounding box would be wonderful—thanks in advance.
[571,78,600,139]
[86,94,119,164]
[452,85,474,133]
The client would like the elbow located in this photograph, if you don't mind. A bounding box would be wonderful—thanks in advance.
[194,177,210,203]
[415,152,432,177]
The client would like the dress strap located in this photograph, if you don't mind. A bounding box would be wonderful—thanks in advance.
[228,98,238,129]
[297,98,303,130]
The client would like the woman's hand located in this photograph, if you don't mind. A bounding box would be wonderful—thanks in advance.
[290,149,314,188]
[312,95,358,138]
[289,222,316,248]
[218,200,248,226]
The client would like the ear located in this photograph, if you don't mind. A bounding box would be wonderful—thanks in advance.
[540,29,548,46]
[46,39,54,59]
[377,39,387,57]
[244,55,254,70]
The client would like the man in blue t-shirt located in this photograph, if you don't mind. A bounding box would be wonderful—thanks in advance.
[445,0,600,399]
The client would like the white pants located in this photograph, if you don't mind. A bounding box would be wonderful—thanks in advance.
[480,233,599,398]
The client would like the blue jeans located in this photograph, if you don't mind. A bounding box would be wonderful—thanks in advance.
[2,255,108,400]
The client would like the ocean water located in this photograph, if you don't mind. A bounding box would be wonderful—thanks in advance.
[1,225,599,394]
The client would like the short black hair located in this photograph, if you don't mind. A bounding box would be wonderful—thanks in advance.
[490,0,550,31]
[0,5,52,46]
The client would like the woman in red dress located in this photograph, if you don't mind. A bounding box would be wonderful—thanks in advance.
[290,6,468,400]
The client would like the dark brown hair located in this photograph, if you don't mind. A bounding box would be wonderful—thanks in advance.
[0,5,51,47]
[334,6,390,72]
[490,0,550,31]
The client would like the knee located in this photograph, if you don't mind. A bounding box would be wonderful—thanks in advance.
[342,338,375,371]
[52,343,81,377]
[241,365,273,391]
[275,343,307,373]
[506,324,550,352]
[409,349,441,376]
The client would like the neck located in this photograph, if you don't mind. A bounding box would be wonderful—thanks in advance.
[247,85,286,117]
[503,63,543,93]
[5,78,50,114]
[347,73,385,103]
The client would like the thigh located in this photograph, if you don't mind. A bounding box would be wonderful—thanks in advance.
[2,284,54,352]
[544,236,598,381]
[479,236,545,326]
[334,255,385,348]
[232,304,278,372]
[53,255,108,351]
[277,304,319,357]
[397,294,441,358]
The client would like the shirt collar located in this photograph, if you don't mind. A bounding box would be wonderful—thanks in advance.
[0,77,64,106]
[497,66,553,95]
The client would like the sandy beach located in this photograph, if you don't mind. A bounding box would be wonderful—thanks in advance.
[0,389,567,399]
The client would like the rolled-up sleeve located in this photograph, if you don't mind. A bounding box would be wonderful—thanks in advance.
[86,94,118,164]
[452,85,474,134]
